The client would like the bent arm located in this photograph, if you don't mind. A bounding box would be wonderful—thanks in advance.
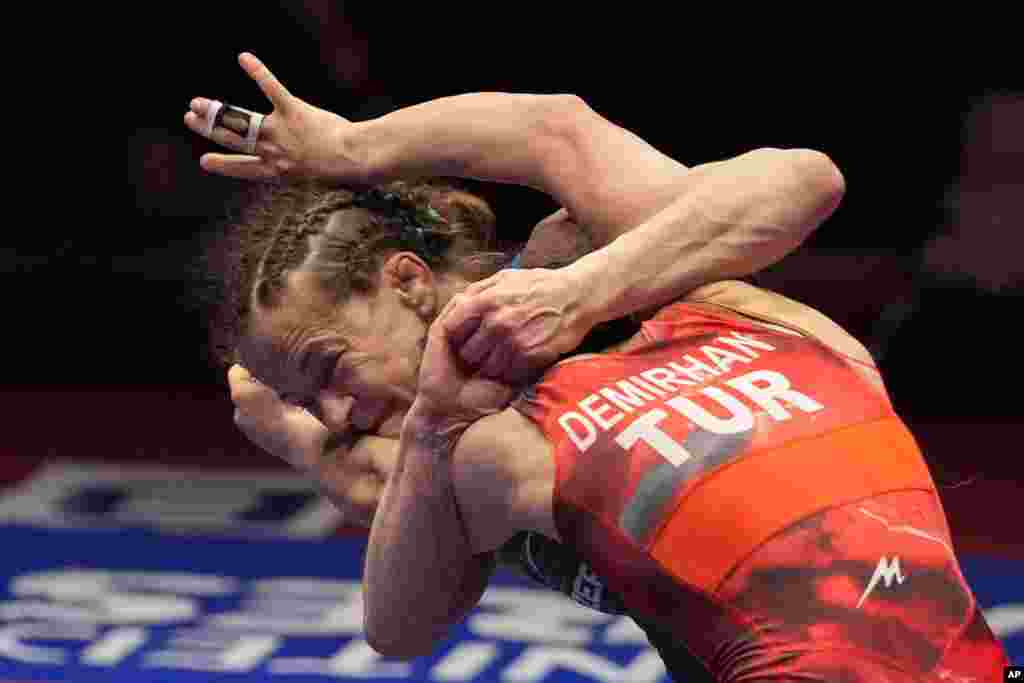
[363,402,552,658]
[351,93,691,247]
[363,407,495,659]
[563,147,845,328]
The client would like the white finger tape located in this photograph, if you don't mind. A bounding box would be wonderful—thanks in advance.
[205,100,224,137]
[244,112,265,155]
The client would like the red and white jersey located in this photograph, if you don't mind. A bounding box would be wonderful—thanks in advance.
[513,301,1009,681]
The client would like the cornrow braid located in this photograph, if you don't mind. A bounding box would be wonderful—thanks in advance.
[253,191,359,309]
[204,179,505,368]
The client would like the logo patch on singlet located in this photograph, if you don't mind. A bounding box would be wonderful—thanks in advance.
[857,555,907,608]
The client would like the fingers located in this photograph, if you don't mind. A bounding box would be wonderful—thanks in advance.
[199,153,280,181]
[459,274,501,299]
[440,291,492,350]
[458,301,523,367]
[458,313,558,382]
[227,368,292,421]
[228,363,261,396]
[187,97,218,119]
[441,288,520,369]
[458,316,501,366]
[185,108,252,152]
[479,341,516,381]
[238,52,293,111]
[228,364,281,416]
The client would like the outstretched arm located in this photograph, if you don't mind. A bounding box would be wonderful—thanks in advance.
[185,54,690,249]
[354,92,691,248]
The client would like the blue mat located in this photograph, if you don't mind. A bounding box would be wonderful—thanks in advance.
[0,524,1019,682]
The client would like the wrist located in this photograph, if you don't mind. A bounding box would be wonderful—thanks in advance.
[404,400,472,448]
[343,120,386,186]
[562,249,618,329]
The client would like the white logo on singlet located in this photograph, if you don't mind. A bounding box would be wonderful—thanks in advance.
[856,555,906,609]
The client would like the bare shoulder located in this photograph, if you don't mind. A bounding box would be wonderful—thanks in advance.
[685,280,878,368]
[453,408,559,552]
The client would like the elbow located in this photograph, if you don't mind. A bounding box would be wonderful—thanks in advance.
[787,148,847,220]
[535,93,592,131]
[751,147,845,233]
[364,613,440,661]
[365,634,434,662]
[520,93,593,195]
[531,93,593,151]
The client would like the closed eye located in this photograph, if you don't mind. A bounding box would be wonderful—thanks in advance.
[281,394,314,410]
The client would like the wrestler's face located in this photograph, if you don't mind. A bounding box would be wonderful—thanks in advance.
[240,254,448,438]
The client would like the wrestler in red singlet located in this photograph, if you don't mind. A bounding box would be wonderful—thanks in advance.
[513,302,1010,682]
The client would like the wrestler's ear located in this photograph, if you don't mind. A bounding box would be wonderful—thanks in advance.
[382,252,436,319]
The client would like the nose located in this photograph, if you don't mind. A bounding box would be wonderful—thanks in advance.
[317,392,354,433]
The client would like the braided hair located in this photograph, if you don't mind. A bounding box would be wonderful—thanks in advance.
[206,179,505,367]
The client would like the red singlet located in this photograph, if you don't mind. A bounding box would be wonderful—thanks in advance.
[513,302,1009,681]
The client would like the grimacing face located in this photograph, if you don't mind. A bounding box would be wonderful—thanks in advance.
[239,253,451,439]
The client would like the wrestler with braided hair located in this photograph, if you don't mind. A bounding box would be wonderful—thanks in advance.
[188,55,1009,679]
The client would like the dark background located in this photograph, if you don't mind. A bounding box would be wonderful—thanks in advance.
[9,8,1024,523]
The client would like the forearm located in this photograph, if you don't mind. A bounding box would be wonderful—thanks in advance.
[352,92,576,191]
[363,408,491,659]
[565,148,846,326]
[352,93,691,248]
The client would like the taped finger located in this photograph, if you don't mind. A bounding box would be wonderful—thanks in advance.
[216,105,266,155]
[204,100,223,137]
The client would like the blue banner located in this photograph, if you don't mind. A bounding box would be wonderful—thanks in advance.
[0,525,667,682]
[0,525,1018,682]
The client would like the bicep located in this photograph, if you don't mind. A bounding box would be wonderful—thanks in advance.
[453,408,559,553]
[539,99,695,247]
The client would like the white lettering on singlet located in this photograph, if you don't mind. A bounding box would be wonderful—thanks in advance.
[579,395,623,430]
[639,367,694,394]
[613,371,823,465]
[558,412,598,453]
[599,381,657,414]
[615,410,693,466]
[666,388,755,435]
[725,370,824,421]
[553,332,826,463]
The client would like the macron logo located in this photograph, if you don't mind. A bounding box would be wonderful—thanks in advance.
[857,556,906,609]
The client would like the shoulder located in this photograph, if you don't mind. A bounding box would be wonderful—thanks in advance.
[683,280,878,368]
[453,408,559,552]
